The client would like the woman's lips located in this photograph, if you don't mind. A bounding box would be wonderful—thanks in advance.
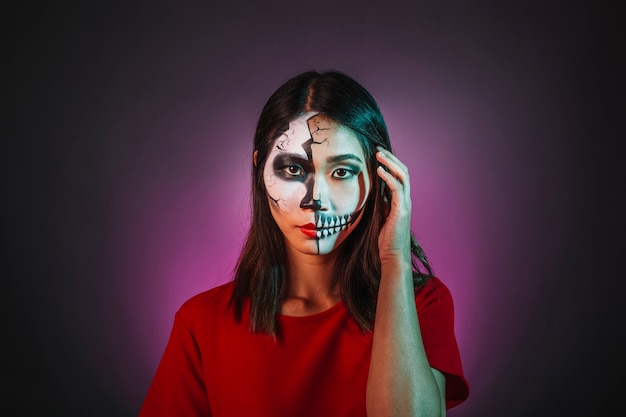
[299,223,318,238]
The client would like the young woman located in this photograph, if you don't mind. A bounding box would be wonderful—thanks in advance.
[139,70,469,417]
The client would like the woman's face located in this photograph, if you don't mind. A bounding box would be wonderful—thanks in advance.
[263,112,371,255]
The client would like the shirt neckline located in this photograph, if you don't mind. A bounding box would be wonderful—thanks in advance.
[277,299,345,323]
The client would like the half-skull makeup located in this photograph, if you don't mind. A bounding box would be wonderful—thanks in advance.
[263,112,371,255]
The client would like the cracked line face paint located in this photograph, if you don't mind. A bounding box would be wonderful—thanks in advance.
[263,112,370,255]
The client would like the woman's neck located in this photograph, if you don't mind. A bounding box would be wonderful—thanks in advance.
[280,248,341,316]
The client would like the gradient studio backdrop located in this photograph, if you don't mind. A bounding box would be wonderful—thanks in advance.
[5,1,618,416]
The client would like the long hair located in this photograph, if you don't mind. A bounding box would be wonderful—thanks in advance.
[229,70,432,336]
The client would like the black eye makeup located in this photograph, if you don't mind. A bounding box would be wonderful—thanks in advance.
[273,154,313,181]
[281,165,305,178]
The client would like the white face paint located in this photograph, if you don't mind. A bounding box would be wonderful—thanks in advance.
[263,112,371,255]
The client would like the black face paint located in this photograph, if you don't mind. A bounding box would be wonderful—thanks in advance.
[299,116,331,211]
[299,137,319,210]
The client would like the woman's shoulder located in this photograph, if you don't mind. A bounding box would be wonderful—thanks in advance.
[177,280,236,318]
[414,276,454,310]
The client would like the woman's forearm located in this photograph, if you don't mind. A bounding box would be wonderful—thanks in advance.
[366,262,443,417]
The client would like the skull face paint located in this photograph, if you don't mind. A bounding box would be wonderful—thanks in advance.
[263,112,371,255]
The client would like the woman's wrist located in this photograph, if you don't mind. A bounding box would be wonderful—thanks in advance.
[380,259,413,281]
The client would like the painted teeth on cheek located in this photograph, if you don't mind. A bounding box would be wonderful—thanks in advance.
[315,213,355,239]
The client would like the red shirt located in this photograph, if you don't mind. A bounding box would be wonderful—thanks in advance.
[139,277,469,416]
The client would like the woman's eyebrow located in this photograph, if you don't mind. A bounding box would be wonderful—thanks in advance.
[326,154,364,164]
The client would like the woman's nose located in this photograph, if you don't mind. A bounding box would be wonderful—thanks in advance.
[300,198,322,211]
[300,174,328,211]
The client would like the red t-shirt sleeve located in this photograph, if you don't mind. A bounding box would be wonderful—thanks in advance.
[415,277,470,409]
[138,311,212,417]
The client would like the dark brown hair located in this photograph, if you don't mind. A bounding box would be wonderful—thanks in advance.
[230,70,432,336]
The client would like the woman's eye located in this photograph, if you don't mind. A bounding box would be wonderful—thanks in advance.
[332,168,356,179]
[281,165,304,177]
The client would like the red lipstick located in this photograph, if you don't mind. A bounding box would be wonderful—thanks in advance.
[299,223,317,238]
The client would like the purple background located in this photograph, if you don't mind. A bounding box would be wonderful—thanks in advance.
[5,1,621,416]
